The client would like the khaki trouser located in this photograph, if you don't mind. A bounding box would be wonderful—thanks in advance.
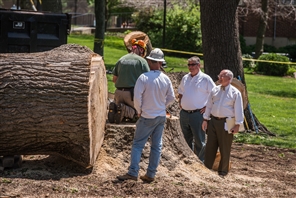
[115,89,136,119]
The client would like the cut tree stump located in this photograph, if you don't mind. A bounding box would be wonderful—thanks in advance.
[0,44,108,167]
[101,116,201,173]
[123,31,153,57]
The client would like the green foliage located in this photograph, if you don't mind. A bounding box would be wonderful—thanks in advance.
[256,53,290,76]
[240,35,251,55]
[133,5,202,53]
[278,44,296,62]
[240,41,280,56]
[263,44,278,53]
[287,66,296,77]
[242,54,255,70]
[124,30,132,35]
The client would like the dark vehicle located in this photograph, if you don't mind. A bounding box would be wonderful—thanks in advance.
[0,9,71,53]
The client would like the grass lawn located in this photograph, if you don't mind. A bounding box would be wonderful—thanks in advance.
[235,74,296,148]
[68,34,296,149]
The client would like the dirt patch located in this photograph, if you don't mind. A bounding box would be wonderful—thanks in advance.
[1,143,295,197]
[1,72,295,197]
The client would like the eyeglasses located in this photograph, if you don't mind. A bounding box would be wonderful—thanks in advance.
[187,63,198,66]
[217,75,229,78]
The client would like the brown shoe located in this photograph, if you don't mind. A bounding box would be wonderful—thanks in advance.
[117,173,138,181]
[140,175,154,183]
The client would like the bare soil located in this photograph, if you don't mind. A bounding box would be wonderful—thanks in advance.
[1,143,295,197]
[1,72,295,197]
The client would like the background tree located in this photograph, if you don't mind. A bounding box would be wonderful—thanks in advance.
[238,0,296,58]
[93,0,105,56]
[133,5,202,53]
[42,0,62,13]
[200,0,273,135]
[254,0,269,58]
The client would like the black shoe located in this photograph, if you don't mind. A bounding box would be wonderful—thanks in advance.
[114,103,123,124]
[108,102,117,123]
[218,171,228,179]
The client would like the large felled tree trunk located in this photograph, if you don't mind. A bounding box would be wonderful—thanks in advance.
[200,0,273,135]
[0,44,108,167]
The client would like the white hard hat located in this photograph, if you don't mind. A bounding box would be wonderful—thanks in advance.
[146,48,165,62]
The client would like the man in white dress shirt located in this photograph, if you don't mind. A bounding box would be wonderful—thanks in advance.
[202,69,244,177]
[178,56,215,162]
[117,48,175,182]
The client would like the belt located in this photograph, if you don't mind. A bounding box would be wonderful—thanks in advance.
[182,109,200,113]
[211,115,227,120]
[117,87,133,91]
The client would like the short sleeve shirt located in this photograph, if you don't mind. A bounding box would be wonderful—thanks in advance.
[112,53,149,88]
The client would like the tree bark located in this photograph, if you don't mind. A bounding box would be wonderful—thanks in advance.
[254,0,269,59]
[0,44,108,167]
[200,0,273,135]
[94,0,105,56]
[200,0,244,83]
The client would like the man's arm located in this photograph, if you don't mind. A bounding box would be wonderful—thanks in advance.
[166,82,175,107]
[133,76,144,115]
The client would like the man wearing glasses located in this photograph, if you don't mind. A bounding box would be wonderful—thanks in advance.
[202,69,244,178]
[178,56,215,162]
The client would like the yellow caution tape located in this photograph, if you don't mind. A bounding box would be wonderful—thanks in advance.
[242,58,296,65]
[160,48,203,56]
[160,48,296,65]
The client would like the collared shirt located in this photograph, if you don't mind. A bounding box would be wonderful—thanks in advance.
[112,53,149,88]
[178,71,215,110]
[203,84,244,125]
[134,70,175,119]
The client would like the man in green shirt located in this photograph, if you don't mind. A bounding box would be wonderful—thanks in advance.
[109,39,150,124]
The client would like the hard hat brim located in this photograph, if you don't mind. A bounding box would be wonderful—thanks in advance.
[146,56,165,62]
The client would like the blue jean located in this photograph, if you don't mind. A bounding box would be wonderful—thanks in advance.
[179,109,205,162]
[128,116,166,178]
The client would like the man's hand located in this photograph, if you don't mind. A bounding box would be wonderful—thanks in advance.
[230,124,240,134]
[200,106,206,114]
[202,120,208,132]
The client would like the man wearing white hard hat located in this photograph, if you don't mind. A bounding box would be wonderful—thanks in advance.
[117,48,175,182]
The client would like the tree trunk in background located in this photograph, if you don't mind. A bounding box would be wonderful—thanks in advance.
[94,0,105,57]
[0,44,109,167]
[254,0,269,59]
[200,0,274,135]
[200,0,244,83]
[42,0,62,13]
